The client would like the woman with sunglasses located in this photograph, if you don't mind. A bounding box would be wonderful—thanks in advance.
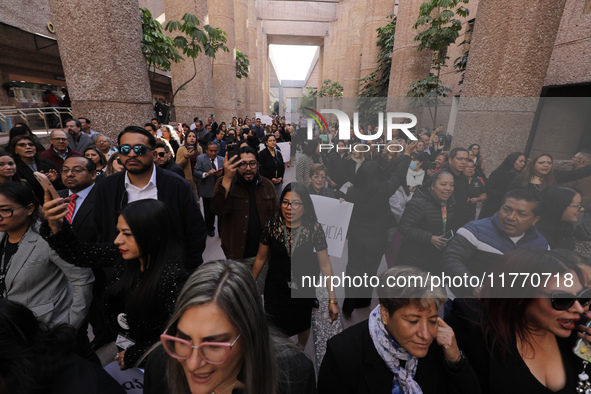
[536,185,584,250]
[106,152,124,175]
[11,135,59,203]
[41,197,188,370]
[447,248,590,394]
[252,182,339,348]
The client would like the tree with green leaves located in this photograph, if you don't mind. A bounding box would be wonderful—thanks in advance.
[140,8,229,122]
[406,0,469,128]
[236,49,250,79]
[357,14,396,127]
[298,79,343,112]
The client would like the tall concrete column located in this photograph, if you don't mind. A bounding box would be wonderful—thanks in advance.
[360,0,395,80]
[335,1,350,86]
[317,45,324,88]
[247,0,258,114]
[323,27,336,83]
[209,0,238,123]
[387,0,432,97]
[234,0,249,117]
[452,0,568,171]
[263,33,270,114]
[48,0,153,137]
[343,0,366,98]
[164,0,214,123]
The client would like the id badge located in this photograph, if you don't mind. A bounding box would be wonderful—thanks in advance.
[116,333,136,350]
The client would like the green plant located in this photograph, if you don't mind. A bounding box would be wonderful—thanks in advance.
[357,14,396,127]
[236,49,250,79]
[406,0,469,128]
[140,8,229,122]
[453,19,474,86]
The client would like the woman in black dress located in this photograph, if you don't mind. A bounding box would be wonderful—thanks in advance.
[252,182,338,347]
[479,151,525,219]
[258,134,285,197]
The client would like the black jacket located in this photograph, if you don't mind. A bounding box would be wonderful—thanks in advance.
[16,158,59,203]
[58,186,97,243]
[259,147,285,181]
[160,159,185,178]
[443,165,470,228]
[396,186,456,274]
[93,166,206,272]
[318,319,480,394]
[479,168,518,219]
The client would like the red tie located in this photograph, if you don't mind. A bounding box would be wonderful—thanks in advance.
[211,158,216,170]
[66,194,79,224]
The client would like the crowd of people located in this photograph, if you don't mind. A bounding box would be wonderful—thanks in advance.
[3,111,591,394]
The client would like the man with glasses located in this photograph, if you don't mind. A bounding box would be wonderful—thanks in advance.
[154,141,184,177]
[212,146,279,292]
[443,188,549,297]
[93,126,207,271]
[195,142,224,237]
[65,119,92,153]
[40,130,81,170]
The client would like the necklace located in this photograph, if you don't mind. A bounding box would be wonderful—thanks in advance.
[211,379,239,394]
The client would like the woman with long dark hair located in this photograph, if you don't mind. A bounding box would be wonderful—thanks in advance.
[0,299,124,394]
[468,143,486,181]
[252,182,339,347]
[259,134,285,196]
[479,152,525,219]
[84,146,107,178]
[42,198,188,369]
[11,134,59,205]
[537,185,583,250]
[447,249,590,394]
[0,182,93,334]
[176,130,201,200]
[0,151,22,184]
[509,152,591,194]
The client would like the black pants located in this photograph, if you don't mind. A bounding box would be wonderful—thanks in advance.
[203,197,221,233]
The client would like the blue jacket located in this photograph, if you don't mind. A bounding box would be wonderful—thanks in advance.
[443,214,548,297]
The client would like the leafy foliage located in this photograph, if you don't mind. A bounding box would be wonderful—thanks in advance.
[453,19,474,86]
[140,8,229,122]
[317,79,344,98]
[236,50,250,79]
[406,0,469,128]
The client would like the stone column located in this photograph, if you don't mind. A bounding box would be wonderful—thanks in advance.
[323,27,336,83]
[317,45,324,88]
[257,22,266,113]
[452,0,568,171]
[47,0,153,137]
[343,0,366,98]
[234,0,249,117]
[209,0,238,123]
[262,33,270,114]
[247,0,258,114]
[387,0,432,97]
[335,1,350,86]
[360,0,395,80]
[164,0,214,124]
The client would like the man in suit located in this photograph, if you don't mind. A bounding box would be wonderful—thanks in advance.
[94,126,207,272]
[65,119,92,153]
[41,130,82,171]
[195,141,224,237]
[154,141,185,178]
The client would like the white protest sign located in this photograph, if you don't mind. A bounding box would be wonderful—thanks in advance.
[104,361,144,392]
[255,112,262,119]
[310,195,353,258]
[261,115,273,125]
[339,181,353,195]
[285,112,292,124]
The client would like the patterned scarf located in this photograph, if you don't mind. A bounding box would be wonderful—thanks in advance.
[368,305,423,394]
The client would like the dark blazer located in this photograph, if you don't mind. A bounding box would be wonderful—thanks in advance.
[318,319,480,394]
[160,159,185,178]
[194,154,224,198]
[15,158,59,203]
[58,186,97,243]
[93,166,206,272]
[259,147,285,181]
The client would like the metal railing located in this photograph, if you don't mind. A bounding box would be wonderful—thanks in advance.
[0,106,73,134]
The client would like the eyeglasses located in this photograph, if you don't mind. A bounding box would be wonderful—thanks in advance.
[238,161,258,169]
[61,167,88,175]
[312,175,326,180]
[160,334,241,364]
[0,206,26,219]
[16,142,35,148]
[281,200,303,210]
[156,152,167,157]
[544,288,591,310]
[118,144,151,156]
[96,140,109,144]
[569,203,584,212]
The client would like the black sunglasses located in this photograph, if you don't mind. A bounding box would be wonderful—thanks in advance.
[157,152,167,157]
[546,288,591,311]
[118,144,151,156]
